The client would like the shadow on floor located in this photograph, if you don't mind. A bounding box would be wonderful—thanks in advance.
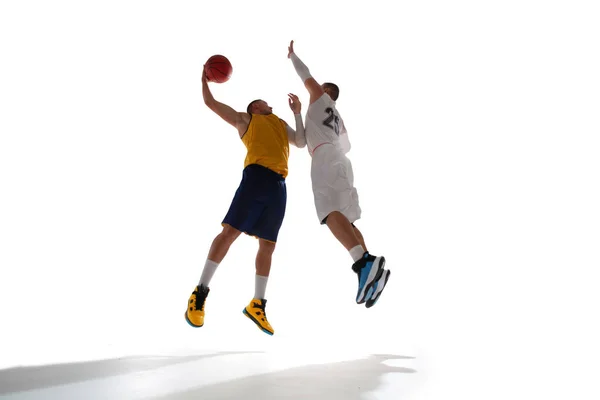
[150,353,417,400]
[0,351,263,395]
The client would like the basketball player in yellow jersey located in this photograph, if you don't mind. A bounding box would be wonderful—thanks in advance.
[185,67,306,336]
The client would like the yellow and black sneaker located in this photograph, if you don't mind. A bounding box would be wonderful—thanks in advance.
[243,298,274,335]
[185,284,209,328]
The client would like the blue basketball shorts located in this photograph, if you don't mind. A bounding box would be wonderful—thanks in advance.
[222,163,287,243]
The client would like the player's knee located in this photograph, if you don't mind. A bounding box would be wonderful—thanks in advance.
[258,239,276,255]
[220,224,241,243]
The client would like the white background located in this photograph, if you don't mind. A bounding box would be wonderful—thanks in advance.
[1,1,599,399]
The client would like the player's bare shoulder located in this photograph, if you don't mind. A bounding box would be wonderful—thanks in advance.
[237,112,253,138]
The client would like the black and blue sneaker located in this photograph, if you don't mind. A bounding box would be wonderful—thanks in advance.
[352,252,385,304]
[365,269,391,308]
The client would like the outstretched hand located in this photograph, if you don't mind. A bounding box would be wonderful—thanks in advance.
[288,93,301,114]
[287,40,294,58]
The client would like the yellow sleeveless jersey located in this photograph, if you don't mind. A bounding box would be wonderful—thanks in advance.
[241,113,289,178]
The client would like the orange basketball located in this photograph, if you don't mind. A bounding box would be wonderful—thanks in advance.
[204,55,232,83]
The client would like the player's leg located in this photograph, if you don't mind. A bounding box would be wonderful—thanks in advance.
[199,223,241,289]
[186,166,260,328]
[324,211,362,252]
[198,223,241,289]
[185,224,241,328]
[351,223,390,308]
[313,151,366,262]
[325,211,384,304]
[312,151,385,304]
[353,224,367,251]
[341,158,388,305]
[324,211,374,263]
[255,238,275,278]
[243,238,276,335]
[242,165,286,335]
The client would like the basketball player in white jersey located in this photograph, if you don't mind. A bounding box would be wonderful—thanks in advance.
[287,40,390,307]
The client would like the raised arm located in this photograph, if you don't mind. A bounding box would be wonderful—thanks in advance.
[287,40,325,105]
[284,93,306,148]
[202,67,250,135]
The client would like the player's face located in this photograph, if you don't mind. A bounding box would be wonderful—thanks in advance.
[255,100,272,115]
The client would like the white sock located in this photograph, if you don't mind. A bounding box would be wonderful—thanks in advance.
[349,245,365,262]
[199,259,219,287]
[254,275,268,299]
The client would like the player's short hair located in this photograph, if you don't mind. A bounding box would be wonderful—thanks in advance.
[246,99,262,114]
[323,83,339,101]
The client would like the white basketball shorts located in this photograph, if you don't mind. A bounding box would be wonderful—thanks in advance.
[310,144,361,225]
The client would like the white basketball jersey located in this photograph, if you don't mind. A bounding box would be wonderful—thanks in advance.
[305,93,350,155]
